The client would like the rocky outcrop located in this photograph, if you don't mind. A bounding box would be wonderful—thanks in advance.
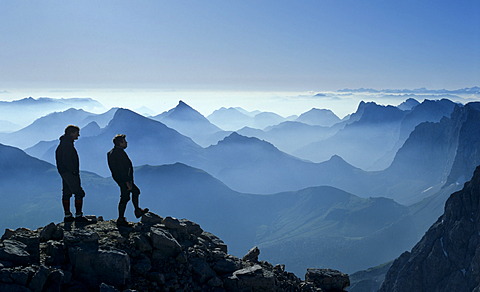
[379,165,480,292]
[0,212,349,291]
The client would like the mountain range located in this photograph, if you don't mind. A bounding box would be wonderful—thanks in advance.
[23,99,478,205]
[0,97,104,131]
[294,99,457,170]
[207,106,297,131]
[0,108,117,149]
[2,96,480,281]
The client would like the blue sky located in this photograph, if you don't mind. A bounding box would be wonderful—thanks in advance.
[1,0,478,91]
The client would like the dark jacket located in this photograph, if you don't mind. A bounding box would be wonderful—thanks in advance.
[107,146,134,185]
[55,135,80,175]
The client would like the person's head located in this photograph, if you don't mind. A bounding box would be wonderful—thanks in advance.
[113,134,127,149]
[64,125,80,140]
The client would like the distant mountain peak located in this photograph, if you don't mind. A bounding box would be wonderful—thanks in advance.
[397,98,420,111]
[296,108,340,126]
[157,100,208,122]
[109,108,149,126]
[218,132,271,147]
[329,154,346,162]
[176,100,191,109]
[325,154,355,167]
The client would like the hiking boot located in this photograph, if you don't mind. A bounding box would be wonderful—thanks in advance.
[75,215,92,224]
[64,213,75,223]
[116,217,132,227]
[134,207,149,218]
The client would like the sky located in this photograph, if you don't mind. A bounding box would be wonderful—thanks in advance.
[0,0,479,116]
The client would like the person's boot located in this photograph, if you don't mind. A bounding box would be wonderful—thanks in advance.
[62,200,74,222]
[134,207,149,218]
[74,212,92,224]
[116,217,132,227]
[64,212,74,223]
[74,199,92,224]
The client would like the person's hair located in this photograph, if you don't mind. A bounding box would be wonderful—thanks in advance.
[64,125,80,135]
[113,134,126,146]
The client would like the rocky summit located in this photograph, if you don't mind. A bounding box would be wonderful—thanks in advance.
[0,212,349,292]
[379,165,480,292]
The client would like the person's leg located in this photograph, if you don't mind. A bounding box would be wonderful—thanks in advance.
[61,174,74,222]
[132,184,148,218]
[131,184,140,209]
[74,198,84,217]
[68,174,86,217]
[118,184,131,220]
[62,172,89,223]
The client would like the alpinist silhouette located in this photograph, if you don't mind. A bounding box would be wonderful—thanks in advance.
[55,125,90,223]
[107,134,149,227]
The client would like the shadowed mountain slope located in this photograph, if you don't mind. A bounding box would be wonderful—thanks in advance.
[194,132,370,195]
[134,163,417,274]
[379,165,480,292]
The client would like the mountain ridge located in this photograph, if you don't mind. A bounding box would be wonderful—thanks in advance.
[379,165,480,292]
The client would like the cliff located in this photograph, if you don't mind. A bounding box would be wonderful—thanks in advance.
[380,165,480,292]
[0,213,349,292]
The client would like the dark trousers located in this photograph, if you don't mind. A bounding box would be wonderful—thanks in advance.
[117,182,141,218]
[119,183,140,205]
[61,172,85,200]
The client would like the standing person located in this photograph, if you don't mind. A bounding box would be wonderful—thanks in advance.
[55,125,90,223]
[107,134,148,226]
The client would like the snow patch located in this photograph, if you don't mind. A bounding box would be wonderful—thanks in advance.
[422,186,434,193]
[440,237,448,258]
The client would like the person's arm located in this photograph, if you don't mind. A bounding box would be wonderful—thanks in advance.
[62,144,76,174]
[109,150,132,184]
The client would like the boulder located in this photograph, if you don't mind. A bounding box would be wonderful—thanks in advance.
[200,232,227,253]
[0,240,30,266]
[305,268,350,291]
[39,222,63,242]
[150,227,181,259]
[131,234,152,252]
[45,241,66,266]
[190,257,216,283]
[28,265,50,292]
[140,212,164,225]
[212,258,239,274]
[179,219,203,236]
[243,246,260,263]
[63,229,99,250]
[95,249,130,287]
[4,229,40,264]
[226,264,275,291]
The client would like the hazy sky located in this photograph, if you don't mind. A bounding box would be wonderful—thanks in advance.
[0,0,479,116]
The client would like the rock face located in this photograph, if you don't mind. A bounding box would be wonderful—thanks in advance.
[379,165,480,292]
[0,213,350,291]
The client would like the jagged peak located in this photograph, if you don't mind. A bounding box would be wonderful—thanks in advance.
[176,100,192,109]
[379,165,480,291]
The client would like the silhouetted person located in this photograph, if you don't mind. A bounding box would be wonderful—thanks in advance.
[55,125,90,223]
[107,134,148,227]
